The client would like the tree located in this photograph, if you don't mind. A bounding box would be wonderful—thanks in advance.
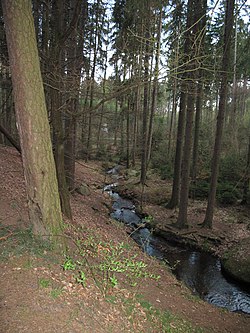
[64,0,88,190]
[2,0,65,248]
[202,0,235,228]
[175,0,207,228]
[191,0,207,181]
[166,0,188,209]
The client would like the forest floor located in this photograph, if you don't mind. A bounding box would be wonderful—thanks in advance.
[0,145,249,333]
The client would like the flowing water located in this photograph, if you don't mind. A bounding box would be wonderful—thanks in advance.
[104,182,250,314]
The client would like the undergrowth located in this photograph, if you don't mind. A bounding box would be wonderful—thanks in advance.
[0,224,52,261]
[62,229,161,296]
[59,226,205,332]
[0,223,205,332]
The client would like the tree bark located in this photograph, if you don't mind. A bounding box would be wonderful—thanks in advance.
[2,0,65,248]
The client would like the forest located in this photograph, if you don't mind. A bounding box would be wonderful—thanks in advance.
[0,0,250,331]
[1,0,250,232]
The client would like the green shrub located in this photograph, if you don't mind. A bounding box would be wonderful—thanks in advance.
[190,180,242,205]
[151,143,173,180]
[219,153,244,182]
[189,180,209,199]
[217,182,241,205]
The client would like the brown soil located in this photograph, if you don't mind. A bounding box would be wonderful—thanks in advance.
[0,145,249,333]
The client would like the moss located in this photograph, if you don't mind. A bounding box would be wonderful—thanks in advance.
[222,238,250,284]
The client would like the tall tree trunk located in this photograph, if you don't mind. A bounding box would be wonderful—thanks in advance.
[131,49,143,167]
[97,45,108,150]
[146,8,162,167]
[49,0,81,216]
[191,0,207,180]
[176,0,206,229]
[126,98,130,169]
[167,22,180,159]
[242,134,250,205]
[176,79,196,228]
[228,14,238,149]
[64,0,87,190]
[166,89,186,209]
[132,89,139,167]
[166,0,201,210]
[140,31,150,185]
[2,0,65,248]
[49,0,72,219]
[191,80,203,181]
[202,0,235,228]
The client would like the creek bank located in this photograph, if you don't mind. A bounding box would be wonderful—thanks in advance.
[222,238,250,285]
[112,178,250,287]
[105,180,250,314]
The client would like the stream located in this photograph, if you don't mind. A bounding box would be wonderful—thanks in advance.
[104,181,250,315]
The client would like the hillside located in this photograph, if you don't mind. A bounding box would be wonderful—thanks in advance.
[0,145,249,333]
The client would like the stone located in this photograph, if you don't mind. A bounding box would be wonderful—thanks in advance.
[76,183,90,196]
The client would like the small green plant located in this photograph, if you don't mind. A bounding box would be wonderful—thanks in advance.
[143,215,154,224]
[109,275,118,287]
[75,270,87,286]
[62,256,76,271]
[39,278,51,288]
[61,236,161,295]
[50,288,63,299]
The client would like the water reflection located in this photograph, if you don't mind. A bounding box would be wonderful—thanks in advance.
[104,184,250,314]
[161,249,250,314]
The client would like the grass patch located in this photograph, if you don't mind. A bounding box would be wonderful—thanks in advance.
[118,293,205,333]
[0,225,54,261]
[38,278,51,288]
[50,288,63,299]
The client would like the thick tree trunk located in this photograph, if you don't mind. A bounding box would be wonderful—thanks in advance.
[2,0,65,248]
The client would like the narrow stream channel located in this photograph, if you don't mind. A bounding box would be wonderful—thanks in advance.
[104,182,250,314]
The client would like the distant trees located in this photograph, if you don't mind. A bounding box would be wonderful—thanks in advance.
[2,0,65,248]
